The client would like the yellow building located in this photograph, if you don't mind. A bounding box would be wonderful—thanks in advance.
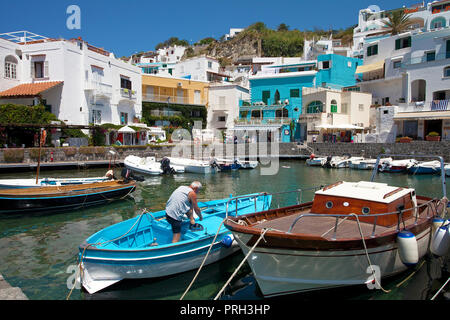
[142,74,209,107]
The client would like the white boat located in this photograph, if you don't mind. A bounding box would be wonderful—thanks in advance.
[124,155,163,175]
[167,157,214,174]
[330,156,364,169]
[224,180,446,297]
[236,159,258,169]
[349,158,392,170]
[306,157,327,166]
[0,176,111,189]
[379,159,417,173]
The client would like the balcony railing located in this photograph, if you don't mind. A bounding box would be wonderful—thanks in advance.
[119,88,137,100]
[150,109,182,117]
[240,97,301,108]
[402,52,450,66]
[143,93,207,106]
[235,118,292,125]
[397,99,449,112]
[85,81,113,99]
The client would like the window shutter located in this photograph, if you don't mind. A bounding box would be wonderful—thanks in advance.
[367,46,371,56]
[407,37,411,48]
[395,39,400,50]
[31,62,35,79]
[44,61,49,78]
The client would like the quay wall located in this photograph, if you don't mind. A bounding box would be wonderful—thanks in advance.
[0,141,448,168]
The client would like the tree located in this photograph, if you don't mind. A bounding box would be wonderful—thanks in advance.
[383,10,412,35]
[277,23,289,32]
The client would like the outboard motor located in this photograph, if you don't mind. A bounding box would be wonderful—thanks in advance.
[210,158,220,170]
[160,157,175,174]
[121,168,145,182]
[324,156,333,168]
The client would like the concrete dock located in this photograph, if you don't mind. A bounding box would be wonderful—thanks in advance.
[0,274,27,300]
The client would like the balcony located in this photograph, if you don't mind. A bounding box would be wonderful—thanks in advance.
[239,97,301,109]
[235,118,292,125]
[85,81,113,99]
[118,88,137,101]
[398,100,449,112]
[402,52,450,67]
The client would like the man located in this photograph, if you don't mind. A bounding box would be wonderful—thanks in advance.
[165,181,204,243]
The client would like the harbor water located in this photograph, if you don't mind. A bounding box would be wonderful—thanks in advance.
[0,159,449,300]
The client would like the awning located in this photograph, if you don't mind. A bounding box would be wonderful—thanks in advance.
[394,111,450,121]
[118,126,136,133]
[355,60,384,74]
[316,124,364,130]
[232,125,282,131]
[0,81,63,98]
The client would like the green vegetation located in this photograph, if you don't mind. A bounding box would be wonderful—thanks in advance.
[383,10,412,35]
[0,104,59,124]
[155,37,189,50]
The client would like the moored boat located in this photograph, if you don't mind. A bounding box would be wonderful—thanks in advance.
[0,180,136,214]
[349,158,392,170]
[445,164,450,177]
[78,193,272,294]
[0,176,111,189]
[236,159,258,169]
[406,160,441,175]
[224,180,446,297]
[306,155,327,166]
[124,155,184,175]
[331,156,364,169]
[378,159,417,173]
[167,157,215,174]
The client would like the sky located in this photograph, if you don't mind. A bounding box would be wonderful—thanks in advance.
[1,0,423,57]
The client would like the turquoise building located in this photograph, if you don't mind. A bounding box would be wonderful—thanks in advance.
[235,54,363,142]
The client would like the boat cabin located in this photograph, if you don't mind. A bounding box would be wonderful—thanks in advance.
[312,181,417,227]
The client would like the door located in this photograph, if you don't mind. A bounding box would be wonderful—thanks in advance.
[262,90,270,105]
[194,90,201,105]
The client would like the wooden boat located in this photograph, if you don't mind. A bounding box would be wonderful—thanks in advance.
[0,176,111,189]
[406,160,441,175]
[224,155,448,297]
[0,180,136,214]
[78,192,272,294]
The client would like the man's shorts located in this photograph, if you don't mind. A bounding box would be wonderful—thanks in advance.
[166,214,182,234]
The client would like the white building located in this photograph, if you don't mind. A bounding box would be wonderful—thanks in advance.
[173,55,231,82]
[225,28,244,41]
[207,83,249,131]
[303,37,351,61]
[0,31,142,127]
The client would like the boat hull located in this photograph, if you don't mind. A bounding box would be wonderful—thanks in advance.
[0,183,136,214]
[0,177,110,189]
[231,227,431,297]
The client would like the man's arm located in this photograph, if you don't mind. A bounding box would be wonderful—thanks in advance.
[189,191,203,221]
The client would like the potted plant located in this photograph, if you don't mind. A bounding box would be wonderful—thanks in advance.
[399,136,413,143]
[425,131,440,141]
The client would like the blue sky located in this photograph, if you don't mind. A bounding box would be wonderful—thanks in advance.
[1,0,421,57]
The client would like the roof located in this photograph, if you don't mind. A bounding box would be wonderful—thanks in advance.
[0,81,63,98]
[315,181,414,204]
[355,60,384,74]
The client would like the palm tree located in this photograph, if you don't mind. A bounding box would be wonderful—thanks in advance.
[383,10,412,35]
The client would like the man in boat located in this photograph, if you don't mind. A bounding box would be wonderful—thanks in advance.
[165,181,204,243]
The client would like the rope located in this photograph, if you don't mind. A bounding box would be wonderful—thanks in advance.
[349,213,391,293]
[66,209,148,300]
[214,228,269,300]
[180,218,227,300]
[431,276,450,300]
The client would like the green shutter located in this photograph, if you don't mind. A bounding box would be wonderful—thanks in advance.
[373,45,378,55]
[395,39,400,50]
[262,91,270,105]
[407,37,411,48]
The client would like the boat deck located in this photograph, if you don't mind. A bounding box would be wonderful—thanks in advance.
[251,201,432,240]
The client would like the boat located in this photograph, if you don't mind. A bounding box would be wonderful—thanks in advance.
[167,157,216,174]
[223,155,448,297]
[0,176,111,189]
[0,180,136,214]
[78,192,272,294]
[331,156,365,169]
[214,158,241,171]
[236,159,258,169]
[445,164,450,177]
[306,156,327,166]
[378,158,417,173]
[124,155,184,175]
[406,160,441,175]
[349,158,392,170]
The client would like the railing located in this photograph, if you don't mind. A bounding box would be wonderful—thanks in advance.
[402,52,450,66]
[235,118,292,125]
[119,88,137,100]
[240,97,301,108]
[150,109,182,117]
[85,81,113,98]
[143,93,207,106]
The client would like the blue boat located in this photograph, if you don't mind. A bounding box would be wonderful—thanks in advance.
[78,193,272,294]
[406,160,441,175]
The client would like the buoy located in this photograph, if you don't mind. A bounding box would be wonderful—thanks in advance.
[432,218,448,236]
[397,230,418,266]
[221,234,234,248]
[431,225,450,257]
[310,153,315,159]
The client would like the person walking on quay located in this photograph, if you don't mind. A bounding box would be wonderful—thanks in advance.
[165,181,204,243]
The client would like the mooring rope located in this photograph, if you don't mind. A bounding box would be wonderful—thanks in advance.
[214,228,269,300]
[431,276,450,300]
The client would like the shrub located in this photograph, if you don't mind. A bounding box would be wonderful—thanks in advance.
[427,131,440,137]
[29,148,46,161]
[61,147,77,157]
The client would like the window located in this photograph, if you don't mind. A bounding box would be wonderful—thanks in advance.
[208,61,212,69]
[306,101,323,114]
[367,44,378,57]
[32,60,48,79]
[395,36,411,50]
[444,66,450,77]
[275,108,289,118]
[262,90,270,105]
[120,112,128,125]
[358,104,365,111]
[322,61,330,69]
[426,51,436,62]
[341,103,348,114]
[362,207,370,215]
[4,56,17,79]
[290,89,300,98]
[251,110,261,118]
[91,110,102,124]
[326,201,333,209]
[120,76,132,89]
[393,60,402,69]
[330,100,338,113]
[240,111,248,118]
[218,116,226,122]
